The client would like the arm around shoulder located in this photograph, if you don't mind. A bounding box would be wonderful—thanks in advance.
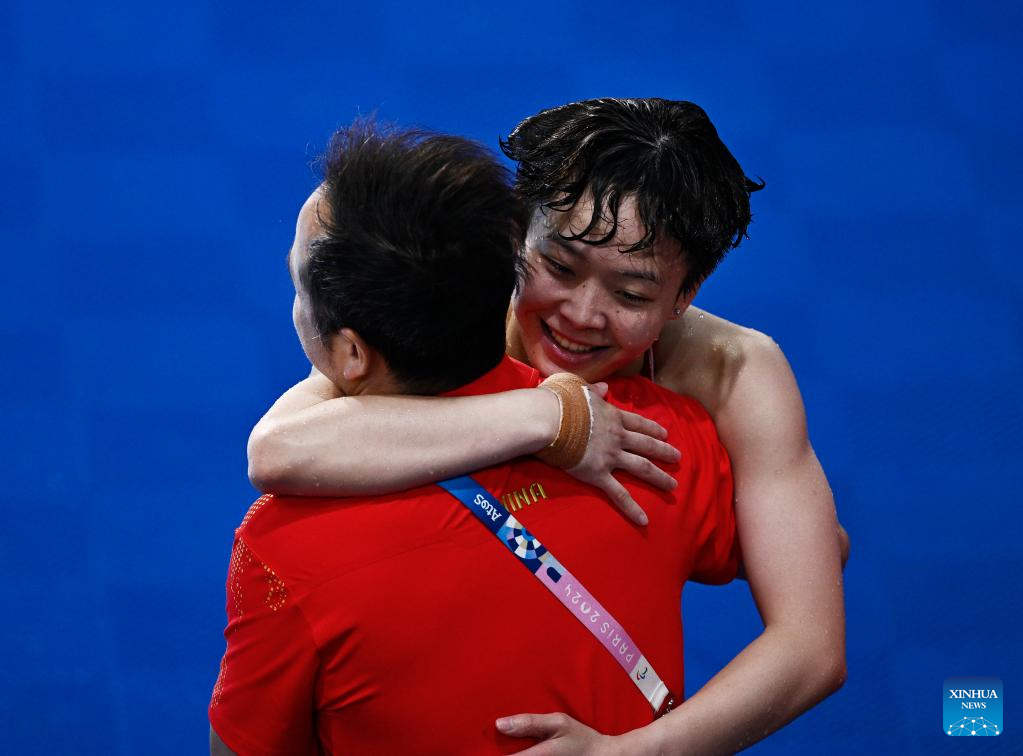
[247,366,343,492]
[632,333,846,753]
[718,332,846,678]
[246,367,562,497]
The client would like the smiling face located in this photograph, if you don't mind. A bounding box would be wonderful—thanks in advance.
[511,195,693,382]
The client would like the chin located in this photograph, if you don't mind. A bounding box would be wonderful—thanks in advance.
[531,348,611,383]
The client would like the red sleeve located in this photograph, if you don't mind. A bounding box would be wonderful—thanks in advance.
[684,408,741,585]
[209,535,319,755]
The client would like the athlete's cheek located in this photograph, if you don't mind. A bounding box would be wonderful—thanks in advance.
[615,316,664,354]
[517,276,565,318]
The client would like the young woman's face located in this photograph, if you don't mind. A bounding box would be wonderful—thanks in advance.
[512,196,691,383]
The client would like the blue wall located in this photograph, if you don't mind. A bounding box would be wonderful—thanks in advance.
[2,2,1020,753]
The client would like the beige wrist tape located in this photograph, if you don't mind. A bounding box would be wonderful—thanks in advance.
[536,372,592,469]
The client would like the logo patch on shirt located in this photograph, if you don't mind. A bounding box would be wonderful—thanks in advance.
[500,481,549,511]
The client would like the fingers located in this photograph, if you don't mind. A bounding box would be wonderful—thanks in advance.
[622,430,681,465]
[619,409,669,441]
[599,475,648,526]
[497,713,568,739]
[617,452,677,492]
[587,382,608,399]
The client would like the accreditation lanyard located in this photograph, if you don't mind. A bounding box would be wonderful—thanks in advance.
[438,474,675,717]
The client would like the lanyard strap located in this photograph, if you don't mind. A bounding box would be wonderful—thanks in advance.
[438,475,675,717]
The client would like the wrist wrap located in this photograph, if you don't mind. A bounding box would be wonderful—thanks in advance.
[536,372,592,469]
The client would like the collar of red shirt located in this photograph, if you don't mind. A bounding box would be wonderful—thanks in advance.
[440,356,541,398]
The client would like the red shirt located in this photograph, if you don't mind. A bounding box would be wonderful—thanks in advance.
[209,357,736,755]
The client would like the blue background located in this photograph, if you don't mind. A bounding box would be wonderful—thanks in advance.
[2,1,1020,753]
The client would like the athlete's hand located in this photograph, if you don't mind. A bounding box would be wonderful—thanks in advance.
[566,382,680,527]
[498,712,624,755]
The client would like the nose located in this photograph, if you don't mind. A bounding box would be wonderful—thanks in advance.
[560,281,607,332]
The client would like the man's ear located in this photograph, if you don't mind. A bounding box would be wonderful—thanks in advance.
[327,328,375,383]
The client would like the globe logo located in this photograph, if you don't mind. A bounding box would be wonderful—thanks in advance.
[943,677,1002,737]
[945,716,999,736]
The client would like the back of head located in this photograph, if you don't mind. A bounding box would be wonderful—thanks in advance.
[501,98,764,293]
[304,121,526,394]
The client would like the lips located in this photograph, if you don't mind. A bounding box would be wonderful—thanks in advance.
[541,320,609,356]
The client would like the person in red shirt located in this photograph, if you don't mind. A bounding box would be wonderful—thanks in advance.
[226,101,849,753]
[209,123,738,754]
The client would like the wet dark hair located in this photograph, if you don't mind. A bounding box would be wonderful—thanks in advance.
[303,120,526,394]
[501,97,764,293]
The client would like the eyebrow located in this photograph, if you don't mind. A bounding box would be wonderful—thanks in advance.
[547,236,661,285]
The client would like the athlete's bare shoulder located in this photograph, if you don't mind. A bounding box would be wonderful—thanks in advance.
[652,306,785,419]
[654,306,850,568]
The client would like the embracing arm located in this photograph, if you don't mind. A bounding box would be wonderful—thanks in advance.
[248,366,561,495]
[499,335,845,754]
[636,334,846,752]
[248,367,679,522]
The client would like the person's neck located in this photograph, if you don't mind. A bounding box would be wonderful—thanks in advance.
[505,309,529,363]
[325,366,404,397]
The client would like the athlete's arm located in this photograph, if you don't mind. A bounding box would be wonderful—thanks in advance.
[248,366,680,525]
[637,334,846,751]
[660,312,850,577]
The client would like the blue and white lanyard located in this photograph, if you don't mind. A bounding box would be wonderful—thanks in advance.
[438,475,675,717]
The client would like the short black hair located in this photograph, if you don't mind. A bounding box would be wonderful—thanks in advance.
[302,120,526,394]
[501,98,764,293]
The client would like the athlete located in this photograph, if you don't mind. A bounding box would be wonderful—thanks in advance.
[245,99,847,750]
[211,123,740,753]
